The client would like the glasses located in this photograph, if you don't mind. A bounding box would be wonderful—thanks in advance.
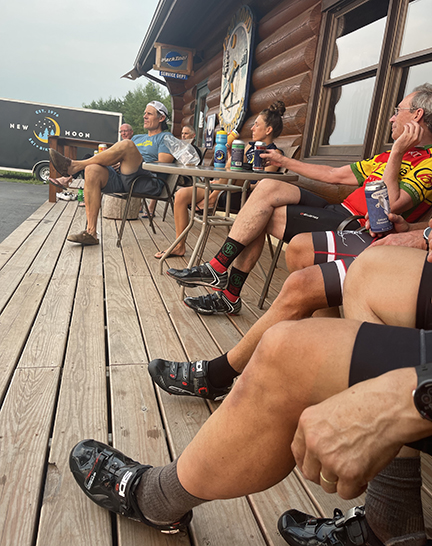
[393,107,414,117]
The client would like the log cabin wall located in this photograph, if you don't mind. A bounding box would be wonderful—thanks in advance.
[165,0,322,165]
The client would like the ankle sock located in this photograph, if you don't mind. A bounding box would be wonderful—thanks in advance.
[210,237,245,273]
[207,352,240,388]
[365,457,426,546]
[135,459,206,525]
[224,267,249,302]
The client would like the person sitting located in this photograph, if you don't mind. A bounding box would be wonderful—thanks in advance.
[153,101,285,260]
[166,84,432,315]
[49,101,174,246]
[69,241,432,545]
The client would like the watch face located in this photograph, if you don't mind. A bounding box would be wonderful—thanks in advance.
[219,7,254,134]
[414,380,432,420]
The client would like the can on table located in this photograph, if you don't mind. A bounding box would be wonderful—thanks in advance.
[365,180,393,233]
[98,143,108,153]
[253,141,267,172]
[231,140,245,171]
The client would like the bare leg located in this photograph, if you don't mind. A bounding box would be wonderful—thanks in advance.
[343,246,425,327]
[285,232,316,271]
[227,264,329,372]
[177,318,359,499]
[82,164,109,236]
[227,178,301,246]
[66,140,143,176]
[157,186,207,257]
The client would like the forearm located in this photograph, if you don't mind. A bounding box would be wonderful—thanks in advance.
[283,157,356,185]
[381,150,407,212]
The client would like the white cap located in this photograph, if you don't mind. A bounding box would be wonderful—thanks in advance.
[147,100,169,118]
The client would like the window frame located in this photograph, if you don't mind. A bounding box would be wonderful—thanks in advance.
[303,0,432,165]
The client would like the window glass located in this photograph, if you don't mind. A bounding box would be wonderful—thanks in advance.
[400,0,432,57]
[330,1,388,79]
[323,78,375,145]
[404,61,432,92]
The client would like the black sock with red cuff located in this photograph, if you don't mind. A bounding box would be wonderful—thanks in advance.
[223,267,249,302]
[209,237,245,273]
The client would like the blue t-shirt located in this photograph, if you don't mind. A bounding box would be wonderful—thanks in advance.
[132,132,172,162]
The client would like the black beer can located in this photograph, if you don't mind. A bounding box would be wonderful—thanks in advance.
[253,141,266,172]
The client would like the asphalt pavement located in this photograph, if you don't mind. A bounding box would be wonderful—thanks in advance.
[0,179,49,243]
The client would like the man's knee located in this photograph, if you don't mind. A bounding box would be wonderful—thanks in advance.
[84,164,108,185]
[275,266,324,315]
[285,233,315,272]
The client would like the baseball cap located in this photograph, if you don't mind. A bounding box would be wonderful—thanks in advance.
[146,100,169,118]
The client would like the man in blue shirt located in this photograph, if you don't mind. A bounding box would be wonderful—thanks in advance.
[49,100,174,245]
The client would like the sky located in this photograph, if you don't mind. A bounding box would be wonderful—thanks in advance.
[1,0,160,110]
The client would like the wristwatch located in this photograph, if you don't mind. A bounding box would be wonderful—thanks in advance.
[423,226,431,251]
[413,362,432,421]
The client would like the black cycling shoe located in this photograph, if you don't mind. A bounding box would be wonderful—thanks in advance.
[166,262,228,290]
[278,506,370,546]
[148,358,231,400]
[184,292,242,315]
[69,439,192,533]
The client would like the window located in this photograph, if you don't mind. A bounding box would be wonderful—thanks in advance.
[194,80,209,147]
[305,0,432,162]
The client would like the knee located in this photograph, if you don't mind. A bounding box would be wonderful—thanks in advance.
[274,268,316,313]
[285,233,315,272]
[174,187,191,206]
[84,163,107,183]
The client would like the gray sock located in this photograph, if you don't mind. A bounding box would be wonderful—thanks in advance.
[365,457,426,546]
[134,459,206,525]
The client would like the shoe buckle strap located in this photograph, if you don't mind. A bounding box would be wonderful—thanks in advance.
[334,506,366,546]
[84,450,109,490]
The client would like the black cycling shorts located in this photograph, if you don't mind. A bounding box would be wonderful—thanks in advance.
[349,258,432,453]
[282,188,361,243]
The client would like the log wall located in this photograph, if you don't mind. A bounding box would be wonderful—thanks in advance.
[166,0,322,161]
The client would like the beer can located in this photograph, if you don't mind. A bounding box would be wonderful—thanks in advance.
[231,140,245,171]
[253,141,267,172]
[227,129,240,148]
[93,150,99,156]
[365,180,393,233]
[98,143,108,153]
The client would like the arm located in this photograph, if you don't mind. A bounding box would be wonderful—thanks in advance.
[158,152,174,164]
[291,367,432,500]
[260,148,358,186]
[381,121,424,214]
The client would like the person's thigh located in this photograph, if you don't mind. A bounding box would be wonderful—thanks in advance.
[100,166,121,193]
[282,204,356,243]
[343,246,426,328]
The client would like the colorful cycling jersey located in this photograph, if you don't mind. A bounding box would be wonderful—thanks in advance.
[343,145,432,222]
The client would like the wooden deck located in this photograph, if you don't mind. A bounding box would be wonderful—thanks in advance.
[1,196,430,546]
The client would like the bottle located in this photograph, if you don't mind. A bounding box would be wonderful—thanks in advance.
[77,188,84,203]
[214,131,228,170]
[226,129,239,148]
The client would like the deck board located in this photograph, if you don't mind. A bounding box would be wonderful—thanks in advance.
[3,197,427,545]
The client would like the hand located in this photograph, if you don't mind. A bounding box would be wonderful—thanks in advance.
[370,213,427,250]
[291,368,429,499]
[392,121,424,155]
[260,148,286,169]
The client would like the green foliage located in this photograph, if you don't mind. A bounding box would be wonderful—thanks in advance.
[0,170,43,184]
[83,82,172,135]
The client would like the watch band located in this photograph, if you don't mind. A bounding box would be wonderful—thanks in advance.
[423,226,431,252]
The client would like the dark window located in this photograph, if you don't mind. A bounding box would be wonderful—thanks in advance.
[194,80,209,147]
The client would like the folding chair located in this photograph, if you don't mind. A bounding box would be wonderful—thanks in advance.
[113,171,180,247]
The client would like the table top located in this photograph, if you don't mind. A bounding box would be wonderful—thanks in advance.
[143,162,298,182]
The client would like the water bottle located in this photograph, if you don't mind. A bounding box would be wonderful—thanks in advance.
[214,131,227,170]
[78,189,84,203]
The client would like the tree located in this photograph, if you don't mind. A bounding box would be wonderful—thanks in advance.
[83,82,172,135]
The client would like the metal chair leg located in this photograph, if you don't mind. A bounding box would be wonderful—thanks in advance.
[258,239,284,308]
